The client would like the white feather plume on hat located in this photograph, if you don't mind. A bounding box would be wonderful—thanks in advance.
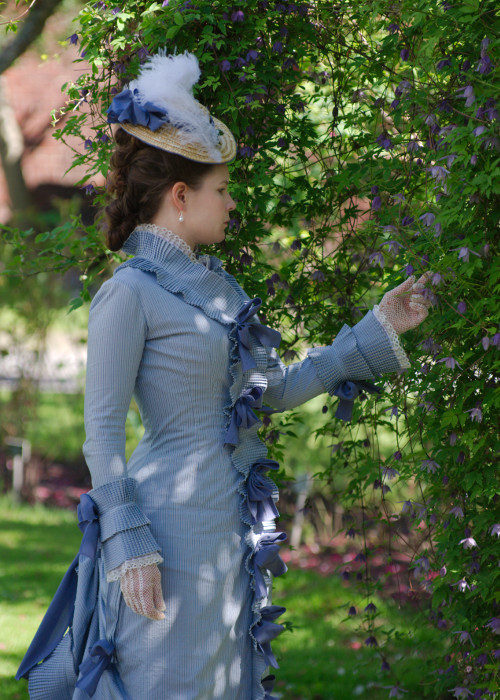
[128,51,222,162]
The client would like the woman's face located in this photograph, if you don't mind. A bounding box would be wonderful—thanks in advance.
[180,164,236,248]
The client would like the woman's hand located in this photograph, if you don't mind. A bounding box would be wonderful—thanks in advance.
[120,563,166,620]
[379,272,433,334]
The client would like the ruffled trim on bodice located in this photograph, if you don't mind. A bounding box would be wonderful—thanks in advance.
[119,227,286,699]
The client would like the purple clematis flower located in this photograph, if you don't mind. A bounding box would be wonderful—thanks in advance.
[436,58,451,70]
[382,466,399,480]
[369,252,384,268]
[459,537,478,550]
[490,524,500,538]
[457,301,467,314]
[466,406,482,423]
[438,357,462,370]
[430,165,449,182]
[485,618,500,634]
[365,636,378,647]
[452,688,473,698]
[449,506,464,519]
[387,686,408,698]
[420,212,436,227]
[421,459,440,474]
[381,240,401,255]
[453,578,470,593]
[376,132,394,150]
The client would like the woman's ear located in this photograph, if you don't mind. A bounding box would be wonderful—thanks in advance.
[171,181,187,208]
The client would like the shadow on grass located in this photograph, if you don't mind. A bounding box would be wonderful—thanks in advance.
[0,520,81,607]
[0,502,448,700]
[273,568,447,700]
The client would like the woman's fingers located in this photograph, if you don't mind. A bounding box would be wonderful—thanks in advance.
[153,571,167,613]
[120,565,166,620]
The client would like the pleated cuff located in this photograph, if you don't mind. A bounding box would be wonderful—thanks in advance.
[88,478,161,574]
[100,525,161,573]
[352,310,406,375]
[307,311,404,396]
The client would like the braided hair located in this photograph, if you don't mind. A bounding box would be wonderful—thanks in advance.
[103,128,215,251]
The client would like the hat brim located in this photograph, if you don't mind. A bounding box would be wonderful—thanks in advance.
[120,116,237,164]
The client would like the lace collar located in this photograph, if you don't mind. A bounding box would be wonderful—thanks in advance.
[132,223,199,262]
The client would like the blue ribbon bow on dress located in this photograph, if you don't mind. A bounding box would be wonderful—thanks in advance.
[76,639,115,697]
[254,532,288,599]
[224,386,264,445]
[16,494,100,681]
[333,380,381,421]
[253,605,287,669]
[236,298,281,372]
[262,674,279,700]
[247,458,280,524]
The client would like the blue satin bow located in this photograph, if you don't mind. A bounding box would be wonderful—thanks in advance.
[76,639,115,697]
[236,298,281,372]
[247,459,280,524]
[224,387,264,445]
[254,532,288,598]
[333,380,381,421]
[254,605,286,669]
[107,88,169,131]
[16,493,99,680]
[262,674,279,699]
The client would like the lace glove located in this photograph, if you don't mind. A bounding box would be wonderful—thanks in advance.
[120,563,166,621]
[378,272,432,335]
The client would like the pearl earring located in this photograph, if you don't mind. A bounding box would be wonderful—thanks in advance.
[178,211,184,222]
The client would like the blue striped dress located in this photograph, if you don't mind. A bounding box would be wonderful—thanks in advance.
[25,227,405,700]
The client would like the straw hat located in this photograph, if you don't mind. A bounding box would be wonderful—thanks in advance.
[107,51,237,164]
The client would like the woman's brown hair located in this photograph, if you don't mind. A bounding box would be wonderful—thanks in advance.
[103,127,215,251]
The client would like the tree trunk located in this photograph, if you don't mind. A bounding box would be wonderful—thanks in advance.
[0,75,32,212]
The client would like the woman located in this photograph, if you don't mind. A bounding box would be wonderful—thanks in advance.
[17,51,431,700]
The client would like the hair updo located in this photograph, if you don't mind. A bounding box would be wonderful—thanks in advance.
[103,127,215,251]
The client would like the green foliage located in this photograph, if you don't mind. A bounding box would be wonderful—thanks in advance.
[2,0,499,697]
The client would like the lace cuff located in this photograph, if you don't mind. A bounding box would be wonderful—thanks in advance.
[372,305,411,369]
[106,552,164,583]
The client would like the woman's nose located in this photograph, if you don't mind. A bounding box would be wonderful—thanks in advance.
[227,196,236,211]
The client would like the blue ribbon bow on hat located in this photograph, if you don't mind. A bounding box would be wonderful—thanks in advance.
[107,88,169,131]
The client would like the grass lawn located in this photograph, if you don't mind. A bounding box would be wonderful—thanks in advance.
[0,498,442,700]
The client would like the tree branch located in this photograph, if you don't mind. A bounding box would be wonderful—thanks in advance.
[0,0,65,76]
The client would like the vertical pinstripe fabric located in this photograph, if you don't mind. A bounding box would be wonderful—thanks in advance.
[25,228,405,700]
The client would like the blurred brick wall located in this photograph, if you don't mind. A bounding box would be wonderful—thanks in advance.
[1,49,104,222]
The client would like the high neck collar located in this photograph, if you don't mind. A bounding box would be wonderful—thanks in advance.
[122,227,224,273]
[133,223,198,262]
